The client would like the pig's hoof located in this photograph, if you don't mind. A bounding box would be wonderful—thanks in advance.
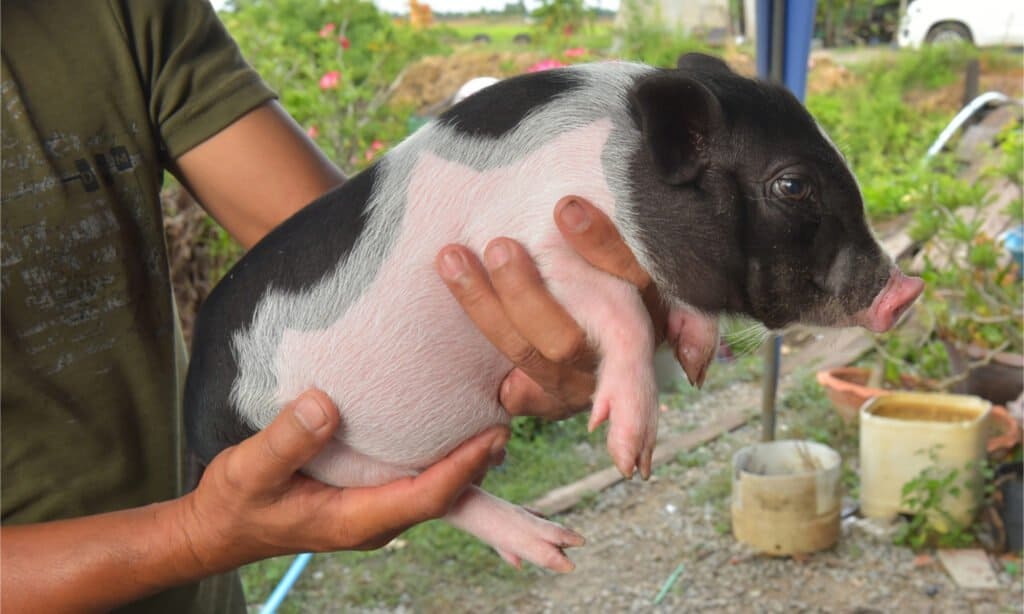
[602,401,658,480]
[494,508,585,573]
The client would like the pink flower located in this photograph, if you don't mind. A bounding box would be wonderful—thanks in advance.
[319,70,341,91]
[526,59,565,73]
[364,140,385,162]
[319,23,336,38]
[563,47,587,57]
[339,35,351,49]
[306,125,319,139]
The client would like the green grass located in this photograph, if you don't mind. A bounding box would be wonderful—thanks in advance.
[440,15,615,52]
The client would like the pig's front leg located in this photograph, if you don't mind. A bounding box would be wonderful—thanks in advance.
[666,304,719,388]
[546,250,659,479]
[444,485,585,572]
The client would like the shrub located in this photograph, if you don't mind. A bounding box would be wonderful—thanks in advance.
[221,0,449,172]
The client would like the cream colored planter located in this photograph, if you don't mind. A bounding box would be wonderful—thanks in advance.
[859,392,991,531]
[731,440,842,556]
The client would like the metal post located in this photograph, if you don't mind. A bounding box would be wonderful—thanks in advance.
[755,0,816,442]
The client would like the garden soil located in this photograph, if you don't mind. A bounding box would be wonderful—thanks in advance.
[434,369,1024,613]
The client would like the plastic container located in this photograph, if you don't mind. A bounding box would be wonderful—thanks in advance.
[731,440,842,555]
[860,392,991,531]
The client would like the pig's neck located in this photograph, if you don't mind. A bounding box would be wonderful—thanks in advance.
[401,117,620,251]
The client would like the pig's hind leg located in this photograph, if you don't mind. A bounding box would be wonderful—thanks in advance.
[545,249,659,480]
[445,486,585,572]
[304,438,585,573]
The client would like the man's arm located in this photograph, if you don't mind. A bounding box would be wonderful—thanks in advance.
[1,393,505,614]
[171,100,346,249]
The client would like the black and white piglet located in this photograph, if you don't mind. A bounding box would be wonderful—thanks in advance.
[186,54,923,573]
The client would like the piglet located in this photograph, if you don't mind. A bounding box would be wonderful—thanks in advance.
[185,54,922,573]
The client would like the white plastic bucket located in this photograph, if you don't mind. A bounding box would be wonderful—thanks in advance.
[731,440,842,555]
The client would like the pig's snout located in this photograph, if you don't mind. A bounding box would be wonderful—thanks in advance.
[853,270,924,333]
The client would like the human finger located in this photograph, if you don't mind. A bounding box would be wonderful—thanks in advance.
[500,367,594,419]
[338,426,509,540]
[436,244,544,369]
[483,237,595,370]
[554,197,652,290]
[225,390,339,494]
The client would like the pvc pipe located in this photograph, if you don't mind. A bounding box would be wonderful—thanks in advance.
[925,91,1017,160]
[261,553,313,614]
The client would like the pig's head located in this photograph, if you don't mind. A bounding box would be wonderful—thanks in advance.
[626,53,922,332]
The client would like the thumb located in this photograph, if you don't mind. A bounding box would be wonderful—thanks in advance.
[240,390,340,491]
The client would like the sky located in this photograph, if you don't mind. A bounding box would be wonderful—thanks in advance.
[212,0,620,15]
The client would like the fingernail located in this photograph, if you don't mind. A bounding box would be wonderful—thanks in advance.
[295,395,329,432]
[439,249,466,281]
[560,200,590,233]
[485,242,510,269]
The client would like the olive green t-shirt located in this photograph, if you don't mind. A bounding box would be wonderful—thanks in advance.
[2,0,275,611]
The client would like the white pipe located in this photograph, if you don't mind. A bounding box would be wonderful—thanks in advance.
[925,91,1021,160]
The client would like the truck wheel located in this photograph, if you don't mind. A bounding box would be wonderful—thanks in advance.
[926,22,973,45]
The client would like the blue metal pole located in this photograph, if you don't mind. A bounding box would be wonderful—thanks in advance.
[262,553,313,614]
[783,0,817,102]
[756,0,816,441]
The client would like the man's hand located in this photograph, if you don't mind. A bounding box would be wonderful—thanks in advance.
[181,390,508,574]
[3,389,505,614]
[436,196,666,421]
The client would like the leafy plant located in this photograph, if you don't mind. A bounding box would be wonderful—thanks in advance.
[893,445,992,549]
[869,119,1023,389]
[222,0,449,173]
[806,45,980,221]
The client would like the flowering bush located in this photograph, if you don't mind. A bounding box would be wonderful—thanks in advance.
[221,0,449,173]
[527,58,566,73]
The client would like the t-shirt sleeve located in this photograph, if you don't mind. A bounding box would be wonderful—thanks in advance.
[116,0,277,160]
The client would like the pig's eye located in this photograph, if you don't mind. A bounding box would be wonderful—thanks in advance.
[771,176,813,202]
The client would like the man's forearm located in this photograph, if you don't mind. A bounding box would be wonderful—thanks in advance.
[1,494,225,613]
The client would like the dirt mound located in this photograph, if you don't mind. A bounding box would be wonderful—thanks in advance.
[905,65,1024,115]
[389,50,544,113]
[807,55,859,94]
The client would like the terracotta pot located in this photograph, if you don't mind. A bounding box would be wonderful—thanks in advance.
[945,342,1024,406]
[816,367,888,423]
[815,367,928,423]
[987,405,1022,456]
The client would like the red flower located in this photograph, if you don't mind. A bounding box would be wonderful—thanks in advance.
[339,35,351,49]
[564,47,587,57]
[319,70,341,91]
[319,23,336,38]
[306,125,319,139]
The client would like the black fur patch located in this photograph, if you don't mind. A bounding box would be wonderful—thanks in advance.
[438,69,583,138]
[184,166,378,464]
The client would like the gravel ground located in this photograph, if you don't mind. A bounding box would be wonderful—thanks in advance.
[442,372,1024,613]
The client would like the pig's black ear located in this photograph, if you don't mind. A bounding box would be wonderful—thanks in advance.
[629,73,723,186]
[676,52,734,75]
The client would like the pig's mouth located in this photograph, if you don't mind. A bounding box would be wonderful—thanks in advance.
[850,269,924,333]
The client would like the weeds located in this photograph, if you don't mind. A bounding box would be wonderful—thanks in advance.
[893,445,995,549]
